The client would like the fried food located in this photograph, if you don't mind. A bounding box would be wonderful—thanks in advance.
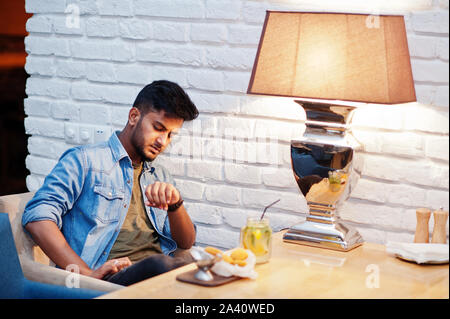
[230,248,248,261]
[234,260,247,267]
[205,246,223,256]
[222,254,234,264]
[204,246,249,267]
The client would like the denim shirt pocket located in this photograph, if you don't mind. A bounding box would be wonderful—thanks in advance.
[92,184,124,223]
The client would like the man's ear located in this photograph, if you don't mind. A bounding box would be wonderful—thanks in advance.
[128,107,141,126]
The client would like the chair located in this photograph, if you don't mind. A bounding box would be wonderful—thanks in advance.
[0,192,123,293]
[0,212,105,298]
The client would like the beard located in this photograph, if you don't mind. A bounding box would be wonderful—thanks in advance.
[135,141,155,162]
[130,120,158,162]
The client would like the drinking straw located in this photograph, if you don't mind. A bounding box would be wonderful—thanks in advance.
[260,199,280,220]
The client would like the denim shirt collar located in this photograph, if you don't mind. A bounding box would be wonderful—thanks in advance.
[109,130,154,172]
[109,131,129,163]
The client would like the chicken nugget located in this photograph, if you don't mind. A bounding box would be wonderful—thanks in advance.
[222,254,234,264]
[235,260,247,267]
[230,248,248,261]
[205,246,223,256]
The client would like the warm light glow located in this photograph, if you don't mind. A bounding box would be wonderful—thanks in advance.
[269,0,433,13]
[248,11,416,105]
[243,95,306,121]
[294,97,368,109]
[0,53,27,68]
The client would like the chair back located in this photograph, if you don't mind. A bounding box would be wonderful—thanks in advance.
[0,192,50,265]
[0,212,24,298]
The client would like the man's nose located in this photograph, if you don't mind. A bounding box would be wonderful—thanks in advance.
[156,133,169,146]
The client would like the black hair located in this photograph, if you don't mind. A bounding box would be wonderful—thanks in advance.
[132,80,199,121]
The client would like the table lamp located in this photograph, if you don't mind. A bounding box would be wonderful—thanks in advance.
[247,11,416,251]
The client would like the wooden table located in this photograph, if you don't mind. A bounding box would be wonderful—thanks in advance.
[99,231,449,299]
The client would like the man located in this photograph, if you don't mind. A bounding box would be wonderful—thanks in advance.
[22,80,199,286]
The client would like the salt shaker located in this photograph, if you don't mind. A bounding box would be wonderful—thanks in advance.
[414,208,431,243]
[431,208,449,244]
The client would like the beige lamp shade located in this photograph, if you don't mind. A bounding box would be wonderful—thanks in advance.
[248,11,416,104]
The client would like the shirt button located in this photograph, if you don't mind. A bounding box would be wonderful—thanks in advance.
[127,180,130,184]
[124,204,127,208]
[108,192,112,197]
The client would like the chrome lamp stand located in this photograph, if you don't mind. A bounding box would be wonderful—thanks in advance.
[283,101,364,251]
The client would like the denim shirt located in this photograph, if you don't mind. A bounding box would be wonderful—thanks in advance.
[22,131,188,270]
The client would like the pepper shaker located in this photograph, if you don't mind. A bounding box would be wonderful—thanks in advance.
[414,208,431,243]
[431,208,449,244]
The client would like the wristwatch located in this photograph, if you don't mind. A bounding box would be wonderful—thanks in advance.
[167,198,184,212]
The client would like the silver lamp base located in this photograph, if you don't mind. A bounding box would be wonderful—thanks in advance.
[283,219,363,251]
[283,101,364,252]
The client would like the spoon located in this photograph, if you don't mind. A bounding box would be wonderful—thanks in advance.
[194,254,222,281]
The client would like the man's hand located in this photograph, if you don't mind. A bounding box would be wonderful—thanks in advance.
[89,257,132,280]
[144,182,180,211]
[144,181,195,249]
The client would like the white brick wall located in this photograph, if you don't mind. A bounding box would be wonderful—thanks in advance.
[24,0,449,249]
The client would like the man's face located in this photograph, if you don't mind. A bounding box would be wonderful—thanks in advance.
[130,108,183,162]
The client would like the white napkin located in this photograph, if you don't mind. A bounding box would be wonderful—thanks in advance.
[386,242,449,264]
[211,249,258,280]
[190,246,258,279]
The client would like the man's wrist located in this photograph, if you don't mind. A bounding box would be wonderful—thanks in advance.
[79,266,94,277]
[167,198,184,212]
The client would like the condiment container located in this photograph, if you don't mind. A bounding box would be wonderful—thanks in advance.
[431,208,448,244]
[414,208,431,243]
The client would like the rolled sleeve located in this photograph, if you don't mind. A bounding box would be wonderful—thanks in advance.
[22,147,86,231]
[22,203,63,229]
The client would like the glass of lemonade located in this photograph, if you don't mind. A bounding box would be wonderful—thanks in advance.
[240,217,272,264]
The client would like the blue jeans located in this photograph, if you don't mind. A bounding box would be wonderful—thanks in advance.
[104,250,194,286]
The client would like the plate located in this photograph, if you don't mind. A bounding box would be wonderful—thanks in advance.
[386,242,449,265]
[394,254,449,265]
[176,269,240,287]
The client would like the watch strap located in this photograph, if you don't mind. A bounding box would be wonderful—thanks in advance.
[167,198,184,212]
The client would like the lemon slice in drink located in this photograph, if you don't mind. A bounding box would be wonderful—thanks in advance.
[251,242,267,256]
[252,229,262,240]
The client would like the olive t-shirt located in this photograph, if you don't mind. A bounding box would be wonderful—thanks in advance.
[107,162,162,263]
